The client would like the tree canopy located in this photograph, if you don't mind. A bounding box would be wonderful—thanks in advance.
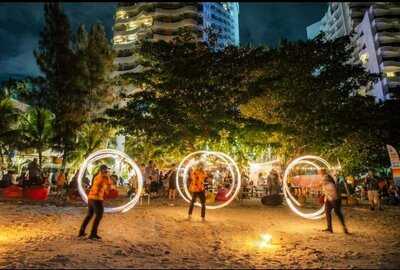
[33,3,115,169]
[107,32,399,174]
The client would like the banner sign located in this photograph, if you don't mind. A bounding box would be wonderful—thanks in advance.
[387,145,400,187]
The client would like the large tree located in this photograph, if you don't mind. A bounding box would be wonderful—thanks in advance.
[34,3,82,169]
[73,23,116,118]
[240,35,397,174]
[106,31,274,156]
[0,99,19,167]
[17,108,54,168]
[0,82,22,167]
[106,29,399,174]
[34,3,115,169]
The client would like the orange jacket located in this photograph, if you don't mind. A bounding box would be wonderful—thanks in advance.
[88,173,112,201]
[189,169,207,193]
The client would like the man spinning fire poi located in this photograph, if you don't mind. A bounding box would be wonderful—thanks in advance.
[188,162,208,221]
[79,164,113,240]
[319,168,349,234]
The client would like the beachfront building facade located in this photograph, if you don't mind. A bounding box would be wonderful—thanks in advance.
[112,2,240,76]
[306,2,400,101]
[354,3,400,101]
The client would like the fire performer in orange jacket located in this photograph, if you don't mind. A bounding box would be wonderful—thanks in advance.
[79,164,112,240]
[188,162,208,221]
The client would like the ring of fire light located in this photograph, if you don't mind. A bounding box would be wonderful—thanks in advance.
[283,155,332,220]
[176,150,241,210]
[77,149,143,213]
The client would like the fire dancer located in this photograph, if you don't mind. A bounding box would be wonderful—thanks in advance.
[78,164,112,240]
[319,168,349,234]
[188,162,207,221]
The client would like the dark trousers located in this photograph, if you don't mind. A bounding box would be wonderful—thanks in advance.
[325,199,347,231]
[188,191,206,218]
[80,199,104,236]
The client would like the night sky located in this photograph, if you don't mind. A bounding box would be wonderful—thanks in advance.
[0,2,327,80]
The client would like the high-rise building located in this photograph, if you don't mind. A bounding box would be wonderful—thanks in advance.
[111,2,239,151]
[112,2,204,76]
[202,2,240,49]
[112,2,239,76]
[306,20,323,40]
[354,3,400,101]
[306,3,363,40]
[306,2,400,101]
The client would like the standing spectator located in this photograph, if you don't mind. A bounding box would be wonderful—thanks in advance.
[365,170,382,211]
[17,169,27,187]
[0,169,13,188]
[249,180,255,198]
[267,169,281,195]
[388,183,400,205]
[144,160,155,193]
[149,175,158,198]
[167,164,177,203]
[378,177,387,200]
[28,158,42,185]
[55,169,66,197]
[156,172,163,197]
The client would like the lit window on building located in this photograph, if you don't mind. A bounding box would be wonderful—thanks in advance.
[116,10,128,20]
[360,52,369,65]
[114,35,124,44]
[128,34,137,42]
[127,16,153,31]
[386,71,396,78]
[114,35,131,45]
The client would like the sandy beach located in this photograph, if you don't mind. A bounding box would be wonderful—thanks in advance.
[0,199,399,269]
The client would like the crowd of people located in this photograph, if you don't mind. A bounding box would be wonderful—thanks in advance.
[0,158,52,188]
[349,170,400,209]
[1,157,400,212]
[241,169,282,199]
[139,160,178,203]
[1,157,400,240]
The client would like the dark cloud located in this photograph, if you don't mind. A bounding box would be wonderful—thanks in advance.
[0,2,116,77]
[0,2,326,79]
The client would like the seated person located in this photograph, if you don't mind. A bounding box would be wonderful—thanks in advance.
[149,176,158,197]
[127,182,136,198]
[27,158,43,186]
[0,170,14,188]
[387,184,400,205]
[215,183,230,202]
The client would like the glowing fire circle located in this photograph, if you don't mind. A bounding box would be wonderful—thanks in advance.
[283,155,332,220]
[176,150,241,210]
[77,149,143,213]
